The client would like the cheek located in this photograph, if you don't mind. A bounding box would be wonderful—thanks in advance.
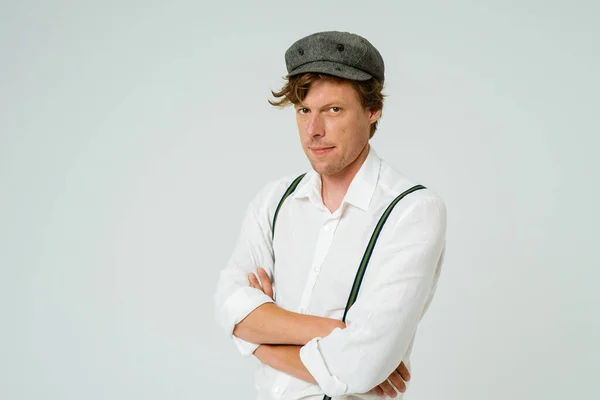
[323,119,335,135]
[353,113,372,139]
[336,115,365,142]
[296,120,310,148]
[296,118,307,135]
[355,112,371,130]
[324,117,347,137]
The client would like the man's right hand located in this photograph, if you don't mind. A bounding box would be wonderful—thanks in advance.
[371,361,411,397]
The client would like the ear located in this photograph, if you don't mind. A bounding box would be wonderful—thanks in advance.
[368,108,382,125]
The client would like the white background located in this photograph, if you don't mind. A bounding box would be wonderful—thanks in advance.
[1,1,598,399]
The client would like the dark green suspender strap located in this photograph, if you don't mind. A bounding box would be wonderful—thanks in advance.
[270,175,426,400]
[272,173,306,240]
[339,183,427,323]
[322,183,426,400]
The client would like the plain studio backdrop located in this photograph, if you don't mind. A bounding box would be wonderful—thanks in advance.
[1,1,598,399]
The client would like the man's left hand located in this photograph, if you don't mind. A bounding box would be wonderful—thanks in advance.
[371,362,411,397]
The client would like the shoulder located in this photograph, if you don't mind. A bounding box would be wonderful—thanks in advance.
[377,158,447,228]
[247,173,306,220]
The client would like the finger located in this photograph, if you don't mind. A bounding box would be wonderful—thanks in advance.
[397,361,411,382]
[378,380,397,398]
[371,385,384,397]
[248,273,261,289]
[388,370,406,394]
[256,268,273,298]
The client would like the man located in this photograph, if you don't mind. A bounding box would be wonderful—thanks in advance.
[214,31,447,399]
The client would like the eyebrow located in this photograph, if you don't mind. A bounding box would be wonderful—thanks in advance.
[295,102,343,109]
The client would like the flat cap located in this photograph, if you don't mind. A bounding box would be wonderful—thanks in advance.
[285,31,385,83]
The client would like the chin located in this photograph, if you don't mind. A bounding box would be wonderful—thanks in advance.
[306,151,344,176]
[311,162,343,177]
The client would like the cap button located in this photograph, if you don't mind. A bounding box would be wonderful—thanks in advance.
[337,44,344,52]
[298,48,304,55]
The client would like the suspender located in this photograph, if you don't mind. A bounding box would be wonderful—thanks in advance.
[340,184,426,324]
[272,173,306,240]
[271,174,426,400]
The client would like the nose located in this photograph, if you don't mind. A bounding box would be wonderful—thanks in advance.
[305,113,325,138]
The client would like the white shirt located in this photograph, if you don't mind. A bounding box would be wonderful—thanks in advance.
[214,147,447,399]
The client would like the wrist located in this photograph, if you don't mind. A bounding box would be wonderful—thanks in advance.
[253,344,273,364]
[314,316,345,339]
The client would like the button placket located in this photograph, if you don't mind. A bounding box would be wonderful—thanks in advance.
[297,214,342,318]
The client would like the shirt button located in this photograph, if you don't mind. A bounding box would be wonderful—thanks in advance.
[324,224,331,232]
[313,265,321,273]
[273,386,282,394]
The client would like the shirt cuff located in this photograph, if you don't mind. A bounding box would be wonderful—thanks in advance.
[232,335,260,357]
[299,332,348,397]
[220,286,275,334]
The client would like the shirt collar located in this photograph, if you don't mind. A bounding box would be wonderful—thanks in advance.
[342,146,380,211]
[292,146,381,212]
[291,169,321,204]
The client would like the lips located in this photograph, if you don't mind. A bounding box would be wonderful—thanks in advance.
[310,146,334,156]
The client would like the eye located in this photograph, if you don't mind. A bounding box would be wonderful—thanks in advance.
[297,107,309,115]
[330,107,341,113]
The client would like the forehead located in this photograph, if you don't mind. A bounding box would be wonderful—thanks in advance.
[301,79,360,105]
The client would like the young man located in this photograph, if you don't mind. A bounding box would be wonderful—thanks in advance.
[214,31,447,399]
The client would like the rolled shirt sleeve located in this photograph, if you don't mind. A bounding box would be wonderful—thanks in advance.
[299,197,447,395]
[214,179,289,356]
[232,336,261,356]
[299,331,348,396]
[223,286,273,356]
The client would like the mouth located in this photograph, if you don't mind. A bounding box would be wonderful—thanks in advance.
[309,146,334,156]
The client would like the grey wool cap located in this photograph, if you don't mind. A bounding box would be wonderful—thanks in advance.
[285,31,385,83]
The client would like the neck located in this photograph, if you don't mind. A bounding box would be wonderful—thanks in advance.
[321,143,370,212]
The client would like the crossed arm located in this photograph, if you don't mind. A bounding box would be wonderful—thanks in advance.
[216,185,446,397]
[234,268,411,398]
